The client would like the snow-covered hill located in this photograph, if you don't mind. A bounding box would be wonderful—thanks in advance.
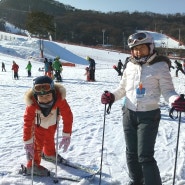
[1,25,185,65]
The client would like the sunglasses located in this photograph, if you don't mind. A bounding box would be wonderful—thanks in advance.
[128,32,147,45]
[34,83,53,95]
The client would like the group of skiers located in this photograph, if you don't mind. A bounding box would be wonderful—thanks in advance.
[2,60,32,79]
[10,56,96,82]
[9,56,64,81]
[44,57,63,82]
[11,60,32,79]
[114,57,185,78]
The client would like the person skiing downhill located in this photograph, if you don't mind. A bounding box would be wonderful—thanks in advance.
[101,32,184,185]
[23,76,73,176]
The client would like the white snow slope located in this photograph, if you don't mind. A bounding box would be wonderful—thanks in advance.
[0,30,185,185]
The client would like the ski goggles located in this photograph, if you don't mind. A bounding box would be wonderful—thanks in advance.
[34,83,53,95]
[128,32,147,45]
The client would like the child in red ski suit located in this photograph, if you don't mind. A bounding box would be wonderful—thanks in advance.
[23,76,73,176]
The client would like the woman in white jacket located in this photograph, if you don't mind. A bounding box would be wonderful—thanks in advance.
[101,32,179,185]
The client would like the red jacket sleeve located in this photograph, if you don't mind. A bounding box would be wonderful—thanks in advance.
[56,99,73,135]
[23,105,36,142]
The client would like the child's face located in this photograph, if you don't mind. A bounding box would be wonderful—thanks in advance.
[37,93,53,103]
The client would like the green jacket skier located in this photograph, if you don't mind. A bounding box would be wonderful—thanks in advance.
[26,61,32,77]
[52,57,63,82]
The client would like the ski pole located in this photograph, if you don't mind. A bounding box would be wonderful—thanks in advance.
[12,70,14,80]
[172,111,182,185]
[31,125,35,185]
[53,108,60,184]
[99,104,107,185]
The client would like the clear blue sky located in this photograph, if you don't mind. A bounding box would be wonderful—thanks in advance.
[58,0,185,14]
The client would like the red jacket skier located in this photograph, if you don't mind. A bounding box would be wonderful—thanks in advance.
[11,61,19,79]
[23,76,73,176]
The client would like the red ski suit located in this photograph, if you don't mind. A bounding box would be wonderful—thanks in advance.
[12,62,19,72]
[23,83,73,167]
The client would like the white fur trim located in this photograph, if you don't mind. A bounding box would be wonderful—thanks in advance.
[24,137,33,144]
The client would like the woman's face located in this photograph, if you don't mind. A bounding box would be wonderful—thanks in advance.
[37,93,53,103]
[132,44,150,58]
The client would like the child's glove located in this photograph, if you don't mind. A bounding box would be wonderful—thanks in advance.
[24,143,34,160]
[59,136,71,152]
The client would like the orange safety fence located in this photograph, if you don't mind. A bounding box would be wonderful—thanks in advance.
[61,62,75,67]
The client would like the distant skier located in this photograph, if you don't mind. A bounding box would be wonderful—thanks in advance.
[44,58,52,78]
[168,59,174,71]
[84,67,90,81]
[86,56,96,81]
[25,61,32,77]
[2,62,6,72]
[174,60,185,77]
[38,67,44,72]
[117,59,124,75]
[48,59,54,79]
[113,58,129,77]
[11,61,19,79]
[52,56,63,82]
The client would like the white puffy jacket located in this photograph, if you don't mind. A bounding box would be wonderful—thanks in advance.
[113,53,178,112]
